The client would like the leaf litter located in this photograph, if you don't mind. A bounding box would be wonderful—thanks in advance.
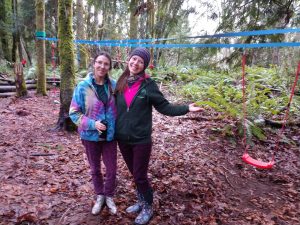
[0,91,299,225]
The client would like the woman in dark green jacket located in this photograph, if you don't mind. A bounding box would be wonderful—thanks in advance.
[115,47,201,225]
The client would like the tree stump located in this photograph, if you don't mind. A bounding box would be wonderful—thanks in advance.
[14,63,28,97]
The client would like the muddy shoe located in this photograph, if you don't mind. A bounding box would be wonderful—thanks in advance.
[106,197,117,214]
[92,195,105,215]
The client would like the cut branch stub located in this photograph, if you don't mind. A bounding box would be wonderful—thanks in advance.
[14,63,27,97]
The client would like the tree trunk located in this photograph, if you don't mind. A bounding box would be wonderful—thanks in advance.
[147,0,154,65]
[11,0,17,62]
[176,49,180,66]
[11,0,23,63]
[0,0,12,61]
[17,34,23,62]
[153,0,184,63]
[21,37,32,66]
[57,0,76,131]
[129,0,139,41]
[138,0,145,39]
[35,0,47,95]
[94,8,99,40]
[86,4,92,40]
[76,0,87,69]
[14,63,27,97]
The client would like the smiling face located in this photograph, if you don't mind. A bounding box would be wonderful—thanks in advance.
[93,55,111,81]
[128,55,145,75]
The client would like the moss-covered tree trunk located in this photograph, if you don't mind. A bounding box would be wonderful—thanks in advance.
[35,0,47,95]
[0,0,12,61]
[76,0,87,70]
[56,0,76,131]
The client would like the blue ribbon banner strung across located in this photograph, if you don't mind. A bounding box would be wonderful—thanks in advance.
[36,28,300,48]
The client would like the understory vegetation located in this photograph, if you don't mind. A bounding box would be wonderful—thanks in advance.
[148,64,300,143]
[2,60,299,144]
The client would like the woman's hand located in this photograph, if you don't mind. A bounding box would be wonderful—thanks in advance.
[95,121,107,132]
[188,103,203,112]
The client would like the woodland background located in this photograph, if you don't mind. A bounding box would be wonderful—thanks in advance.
[0,0,300,224]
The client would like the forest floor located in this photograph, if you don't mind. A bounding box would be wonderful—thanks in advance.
[0,89,299,225]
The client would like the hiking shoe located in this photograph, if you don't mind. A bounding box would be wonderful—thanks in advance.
[126,202,143,213]
[134,202,153,224]
[126,191,143,213]
[92,195,105,215]
[106,197,117,214]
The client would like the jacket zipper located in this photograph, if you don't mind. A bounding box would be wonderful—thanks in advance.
[90,80,110,140]
[125,80,150,112]
[124,80,149,140]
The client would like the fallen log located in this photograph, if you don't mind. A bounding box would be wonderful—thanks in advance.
[0,84,37,92]
[0,84,51,95]
[265,119,300,127]
[0,79,60,87]
[0,92,16,97]
[0,80,13,85]
[47,77,60,82]
[26,79,61,85]
[30,153,56,156]
[46,81,61,86]
[25,79,37,84]
[0,79,35,85]
[0,77,15,84]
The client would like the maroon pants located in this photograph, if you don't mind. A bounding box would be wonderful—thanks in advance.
[82,140,117,197]
[118,141,152,193]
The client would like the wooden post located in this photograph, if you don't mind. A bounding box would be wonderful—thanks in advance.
[14,62,27,97]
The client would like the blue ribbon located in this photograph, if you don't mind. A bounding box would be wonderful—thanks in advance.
[187,28,300,39]
[37,37,300,48]
[36,27,300,48]
[124,42,300,48]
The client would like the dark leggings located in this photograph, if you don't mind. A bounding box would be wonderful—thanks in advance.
[118,141,152,194]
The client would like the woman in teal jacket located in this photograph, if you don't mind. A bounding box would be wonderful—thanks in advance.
[115,48,202,224]
[69,52,117,216]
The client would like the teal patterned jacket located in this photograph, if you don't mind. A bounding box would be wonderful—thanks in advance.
[69,73,117,141]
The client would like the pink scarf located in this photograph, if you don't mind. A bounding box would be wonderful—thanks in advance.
[124,74,149,108]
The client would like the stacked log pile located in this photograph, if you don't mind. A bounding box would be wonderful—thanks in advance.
[0,76,60,97]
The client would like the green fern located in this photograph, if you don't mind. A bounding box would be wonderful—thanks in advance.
[163,65,299,142]
[195,101,222,111]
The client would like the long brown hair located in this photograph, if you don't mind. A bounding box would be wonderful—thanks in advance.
[115,66,131,93]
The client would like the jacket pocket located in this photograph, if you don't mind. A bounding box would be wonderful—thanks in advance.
[136,88,147,99]
[129,122,149,140]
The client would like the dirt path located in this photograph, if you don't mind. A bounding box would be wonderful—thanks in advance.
[0,92,299,225]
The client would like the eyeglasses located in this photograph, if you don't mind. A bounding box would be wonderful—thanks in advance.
[95,61,110,67]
